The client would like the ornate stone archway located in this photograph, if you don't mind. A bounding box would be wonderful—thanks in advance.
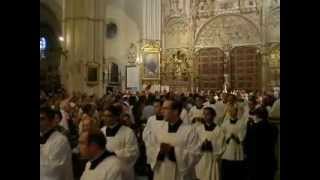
[195,14,261,48]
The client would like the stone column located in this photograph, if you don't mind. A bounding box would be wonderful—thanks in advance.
[142,0,161,41]
[260,47,269,92]
[142,0,161,91]
[222,42,232,91]
[62,0,106,97]
[260,0,270,92]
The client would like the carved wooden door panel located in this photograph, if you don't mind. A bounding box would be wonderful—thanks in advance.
[198,48,225,91]
[230,46,259,91]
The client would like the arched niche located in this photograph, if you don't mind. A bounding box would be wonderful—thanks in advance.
[195,14,261,48]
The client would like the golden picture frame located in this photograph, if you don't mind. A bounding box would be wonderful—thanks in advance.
[86,62,99,86]
[142,50,160,80]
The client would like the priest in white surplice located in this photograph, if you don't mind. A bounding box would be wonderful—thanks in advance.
[143,99,166,163]
[195,107,225,180]
[214,93,228,125]
[40,107,74,180]
[100,105,139,180]
[79,130,123,180]
[145,99,202,180]
[188,96,205,124]
[220,106,247,180]
[143,99,166,179]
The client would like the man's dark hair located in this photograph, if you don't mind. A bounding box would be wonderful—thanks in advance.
[40,106,55,120]
[167,99,183,115]
[254,106,269,120]
[54,109,62,120]
[129,96,137,105]
[204,107,216,117]
[147,94,156,105]
[249,95,257,103]
[105,104,122,117]
[154,98,163,106]
[87,131,106,149]
[82,104,93,114]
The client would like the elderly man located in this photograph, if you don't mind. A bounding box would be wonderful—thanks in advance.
[80,130,123,180]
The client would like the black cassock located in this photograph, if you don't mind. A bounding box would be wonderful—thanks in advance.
[243,119,278,180]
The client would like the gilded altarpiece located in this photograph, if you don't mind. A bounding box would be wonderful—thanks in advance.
[141,41,161,91]
[161,48,193,92]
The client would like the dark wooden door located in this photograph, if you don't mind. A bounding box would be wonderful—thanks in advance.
[230,46,259,91]
[198,48,225,91]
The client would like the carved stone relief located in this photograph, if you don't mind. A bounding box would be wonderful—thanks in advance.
[195,15,260,48]
[165,18,191,48]
[215,0,240,15]
[266,8,280,42]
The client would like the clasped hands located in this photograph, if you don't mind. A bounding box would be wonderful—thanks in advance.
[201,139,213,152]
[160,143,174,153]
[158,143,176,162]
[226,134,240,144]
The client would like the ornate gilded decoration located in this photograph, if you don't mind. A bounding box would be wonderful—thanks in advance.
[161,48,193,89]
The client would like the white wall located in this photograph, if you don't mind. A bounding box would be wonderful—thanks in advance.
[104,0,142,90]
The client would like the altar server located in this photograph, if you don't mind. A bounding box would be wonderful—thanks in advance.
[146,99,202,180]
[195,107,225,180]
[100,105,139,180]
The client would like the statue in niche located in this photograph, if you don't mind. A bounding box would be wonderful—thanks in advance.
[127,43,137,64]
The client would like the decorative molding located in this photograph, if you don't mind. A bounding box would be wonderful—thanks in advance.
[63,17,105,22]
[195,14,261,48]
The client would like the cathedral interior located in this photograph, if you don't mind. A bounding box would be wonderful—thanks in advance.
[40,0,280,96]
[40,1,280,180]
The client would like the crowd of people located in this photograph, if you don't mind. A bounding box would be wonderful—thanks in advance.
[40,88,280,180]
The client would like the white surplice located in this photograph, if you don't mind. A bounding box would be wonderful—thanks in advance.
[101,125,139,180]
[59,110,69,131]
[195,123,225,180]
[188,106,204,123]
[146,121,202,180]
[80,155,123,180]
[269,99,280,119]
[40,131,74,180]
[143,115,166,165]
[221,117,247,161]
[212,101,227,125]
[180,108,190,124]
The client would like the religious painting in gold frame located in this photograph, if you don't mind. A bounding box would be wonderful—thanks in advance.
[87,62,99,86]
[142,51,160,80]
